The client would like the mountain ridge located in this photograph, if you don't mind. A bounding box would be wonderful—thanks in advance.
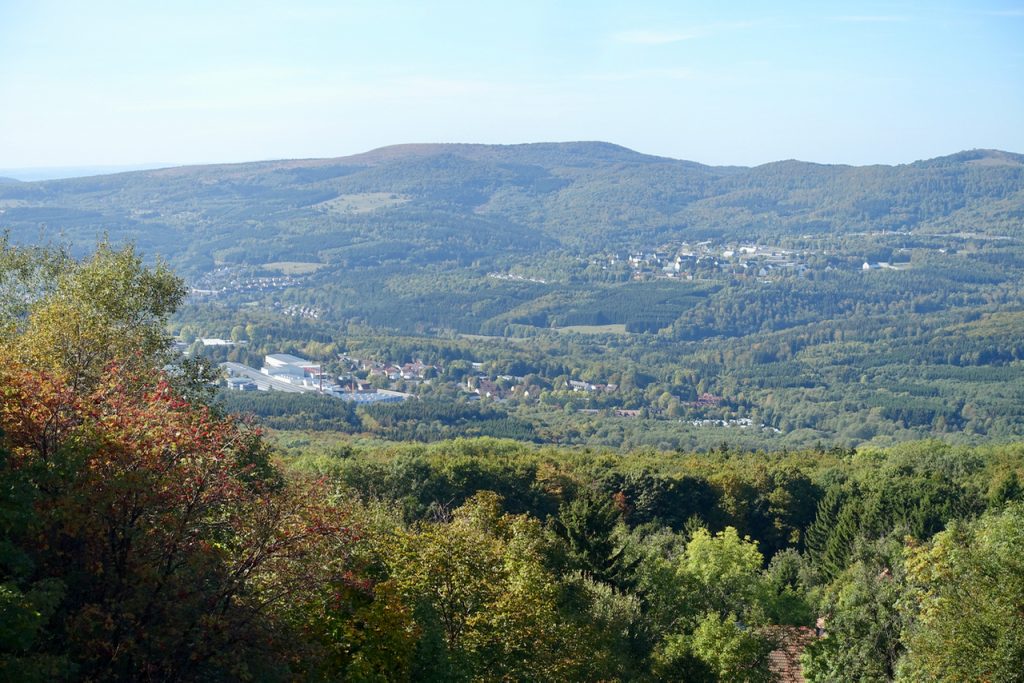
[1,142,1023,277]
[13,142,1021,184]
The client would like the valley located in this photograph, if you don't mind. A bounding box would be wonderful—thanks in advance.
[3,143,1023,449]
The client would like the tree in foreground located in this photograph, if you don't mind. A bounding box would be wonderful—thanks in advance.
[0,241,367,680]
[3,238,184,390]
[898,503,1024,682]
[383,492,605,681]
[801,536,908,682]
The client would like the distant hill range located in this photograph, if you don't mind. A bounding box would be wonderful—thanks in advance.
[1,142,1022,274]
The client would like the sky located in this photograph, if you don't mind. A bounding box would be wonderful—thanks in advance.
[1,0,1022,173]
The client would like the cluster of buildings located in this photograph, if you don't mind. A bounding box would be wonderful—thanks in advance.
[600,241,919,283]
[466,375,530,400]
[463,375,621,401]
[338,355,438,384]
[189,266,302,299]
[689,417,782,433]
[566,379,618,393]
[279,304,323,319]
[596,241,820,281]
[222,353,411,403]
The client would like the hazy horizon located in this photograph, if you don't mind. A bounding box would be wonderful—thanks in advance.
[2,140,1022,183]
[2,0,1023,171]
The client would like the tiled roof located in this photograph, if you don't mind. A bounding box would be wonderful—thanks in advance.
[765,626,817,683]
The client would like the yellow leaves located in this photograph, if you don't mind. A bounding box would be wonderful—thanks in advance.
[2,240,185,392]
[377,493,590,680]
[897,505,1024,681]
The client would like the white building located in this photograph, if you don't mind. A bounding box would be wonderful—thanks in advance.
[226,377,257,391]
[261,354,323,385]
[201,337,235,347]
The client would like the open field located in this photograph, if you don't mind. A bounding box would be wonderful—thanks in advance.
[262,261,325,274]
[316,192,410,214]
[553,324,629,335]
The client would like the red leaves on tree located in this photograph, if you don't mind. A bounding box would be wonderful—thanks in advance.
[0,358,360,679]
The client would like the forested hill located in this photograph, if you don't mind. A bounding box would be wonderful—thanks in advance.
[1,143,1022,274]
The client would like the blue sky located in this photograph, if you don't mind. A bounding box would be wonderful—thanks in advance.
[1,0,1022,170]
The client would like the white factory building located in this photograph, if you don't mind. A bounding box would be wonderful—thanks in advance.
[261,354,324,387]
[221,353,412,403]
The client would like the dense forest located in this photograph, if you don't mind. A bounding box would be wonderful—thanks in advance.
[1,242,1022,680]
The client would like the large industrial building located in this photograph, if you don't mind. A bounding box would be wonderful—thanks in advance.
[220,353,411,403]
[261,354,324,387]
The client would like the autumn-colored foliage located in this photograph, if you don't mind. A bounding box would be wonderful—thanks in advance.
[0,356,363,680]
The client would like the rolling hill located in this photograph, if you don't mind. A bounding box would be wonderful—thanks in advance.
[1,143,1022,276]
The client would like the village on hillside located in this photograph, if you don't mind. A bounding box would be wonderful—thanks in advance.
[206,344,784,433]
[588,238,913,282]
